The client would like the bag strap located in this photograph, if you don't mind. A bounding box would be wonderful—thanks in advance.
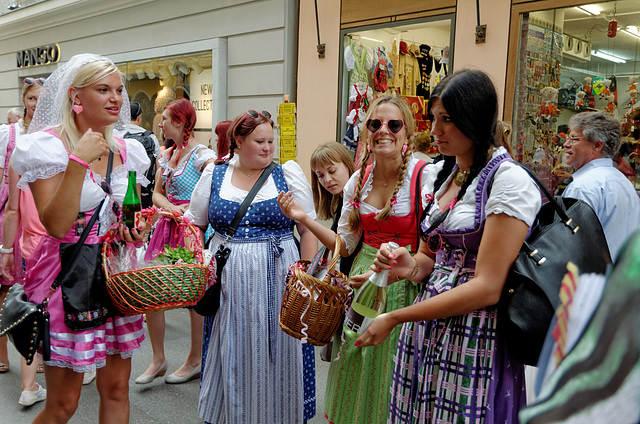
[509,163,577,233]
[414,160,429,252]
[50,152,114,291]
[222,161,278,241]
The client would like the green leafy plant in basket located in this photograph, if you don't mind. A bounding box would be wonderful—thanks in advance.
[154,245,197,265]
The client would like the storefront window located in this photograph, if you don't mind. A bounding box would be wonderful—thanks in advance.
[512,1,640,193]
[117,52,212,146]
[339,16,455,160]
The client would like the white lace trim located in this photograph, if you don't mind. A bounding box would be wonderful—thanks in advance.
[17,165,67,189]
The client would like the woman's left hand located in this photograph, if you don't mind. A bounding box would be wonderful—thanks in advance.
[354,312,397,348]
[117,220,148,244]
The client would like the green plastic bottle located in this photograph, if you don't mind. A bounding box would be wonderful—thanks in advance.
[122,170,142,229]
[343,241,399,338]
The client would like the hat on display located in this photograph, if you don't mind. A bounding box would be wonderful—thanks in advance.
[399,41,409,55]
[420,44,431,58]
[440,46,450,64]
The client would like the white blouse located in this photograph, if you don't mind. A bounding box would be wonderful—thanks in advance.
[158,144,217,175]
[185,159,316,228]
[0,121,24,167]
[422,147,541,231]
[338,156,433,254]
[12,131,151,235]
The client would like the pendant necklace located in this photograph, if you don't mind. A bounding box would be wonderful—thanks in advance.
[453,168,470,186]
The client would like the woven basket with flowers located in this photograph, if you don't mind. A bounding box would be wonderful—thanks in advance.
[103,208,213,315]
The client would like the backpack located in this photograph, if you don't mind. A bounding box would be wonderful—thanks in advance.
[124,130,156,208]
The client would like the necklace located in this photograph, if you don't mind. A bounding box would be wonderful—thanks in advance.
[374,169,389,187]
[453,168,470,186]
[236,164,259,177]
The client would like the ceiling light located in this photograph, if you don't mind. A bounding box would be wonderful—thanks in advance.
[574,5,601,15]
[360,36,384,43]
[622,26,640,40]
[591,50,626,64]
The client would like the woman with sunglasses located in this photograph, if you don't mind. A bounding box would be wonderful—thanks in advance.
[282,96,428,424]
[10,53,151,423]
[185,109,318,423]
[0,77,47,405]
[137,98,216,385]
[357,70,541,423]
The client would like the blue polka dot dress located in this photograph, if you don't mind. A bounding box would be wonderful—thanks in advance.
[199,162,315,423]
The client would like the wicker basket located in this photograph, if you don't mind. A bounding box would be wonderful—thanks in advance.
[279,236,352,346]
[103,209,210,315]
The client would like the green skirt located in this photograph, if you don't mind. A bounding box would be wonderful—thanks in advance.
[324,243,421,424]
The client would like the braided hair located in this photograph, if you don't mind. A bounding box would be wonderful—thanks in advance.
[164,99,196,144]
[420,69,499,241]
[347,95,416,232]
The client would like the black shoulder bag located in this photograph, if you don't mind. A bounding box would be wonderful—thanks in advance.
[58,152,118,331]
[498,164,612,365]
[194,161,277,317]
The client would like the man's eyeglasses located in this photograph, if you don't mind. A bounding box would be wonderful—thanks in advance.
[565,135,588,146]
[366,118,406,134]
[247,110,272,120]
[23,77,46,86]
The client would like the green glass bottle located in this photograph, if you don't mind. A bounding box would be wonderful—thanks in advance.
[122,170,142,229]
[343,241,399,338]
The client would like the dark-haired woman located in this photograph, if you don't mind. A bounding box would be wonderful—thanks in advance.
[186,110,318,423]
[358,69,541,423]
[136,98,216,385]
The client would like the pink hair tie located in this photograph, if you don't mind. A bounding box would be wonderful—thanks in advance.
[390,197,398,213]
[348,201,361,208]
[424,193,434,202]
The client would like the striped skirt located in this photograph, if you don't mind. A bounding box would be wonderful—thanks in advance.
[198,233,304,424]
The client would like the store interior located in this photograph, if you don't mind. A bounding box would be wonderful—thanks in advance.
[514,0,639,192]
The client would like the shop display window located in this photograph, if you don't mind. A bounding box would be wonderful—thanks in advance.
[512,1,640,193]
[339,16,454,161]
[117,52,212,145]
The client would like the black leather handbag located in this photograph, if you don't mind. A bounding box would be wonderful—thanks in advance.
[0,284,50,365]
[498,165,612,366]
[194,162,277,317]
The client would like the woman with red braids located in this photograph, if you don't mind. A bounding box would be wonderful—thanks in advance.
[136,98,216,385]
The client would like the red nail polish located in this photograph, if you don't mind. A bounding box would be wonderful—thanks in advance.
[354,341,360,347]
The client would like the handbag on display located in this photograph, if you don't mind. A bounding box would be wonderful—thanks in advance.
[498,164,612,366]
[194,161,277,317]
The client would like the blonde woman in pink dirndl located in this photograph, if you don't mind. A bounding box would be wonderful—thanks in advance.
[11,53,150,423]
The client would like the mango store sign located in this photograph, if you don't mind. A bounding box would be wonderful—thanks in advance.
[190,68,213,129]
[17,44,61,68]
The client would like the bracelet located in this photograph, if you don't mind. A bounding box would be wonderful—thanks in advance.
[68,155,90,169]
[408,257,420,280]
[0,245,14,254]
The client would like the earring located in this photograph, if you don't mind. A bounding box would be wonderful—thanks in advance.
[366,144,371,152]
[402,144,408,156]
[72,104,84,114]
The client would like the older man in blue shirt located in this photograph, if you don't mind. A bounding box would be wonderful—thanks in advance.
[562,111,640,260]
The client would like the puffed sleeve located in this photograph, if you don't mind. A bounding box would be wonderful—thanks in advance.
[193,146,217,172]
[282,160,316,220]
[123,138,151,186]
[184,163,214,228]
[0,124,10,166]
[345,46,355,71]
[486,162,541,227]
[12,131,69,190]
[337,171,364,254]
